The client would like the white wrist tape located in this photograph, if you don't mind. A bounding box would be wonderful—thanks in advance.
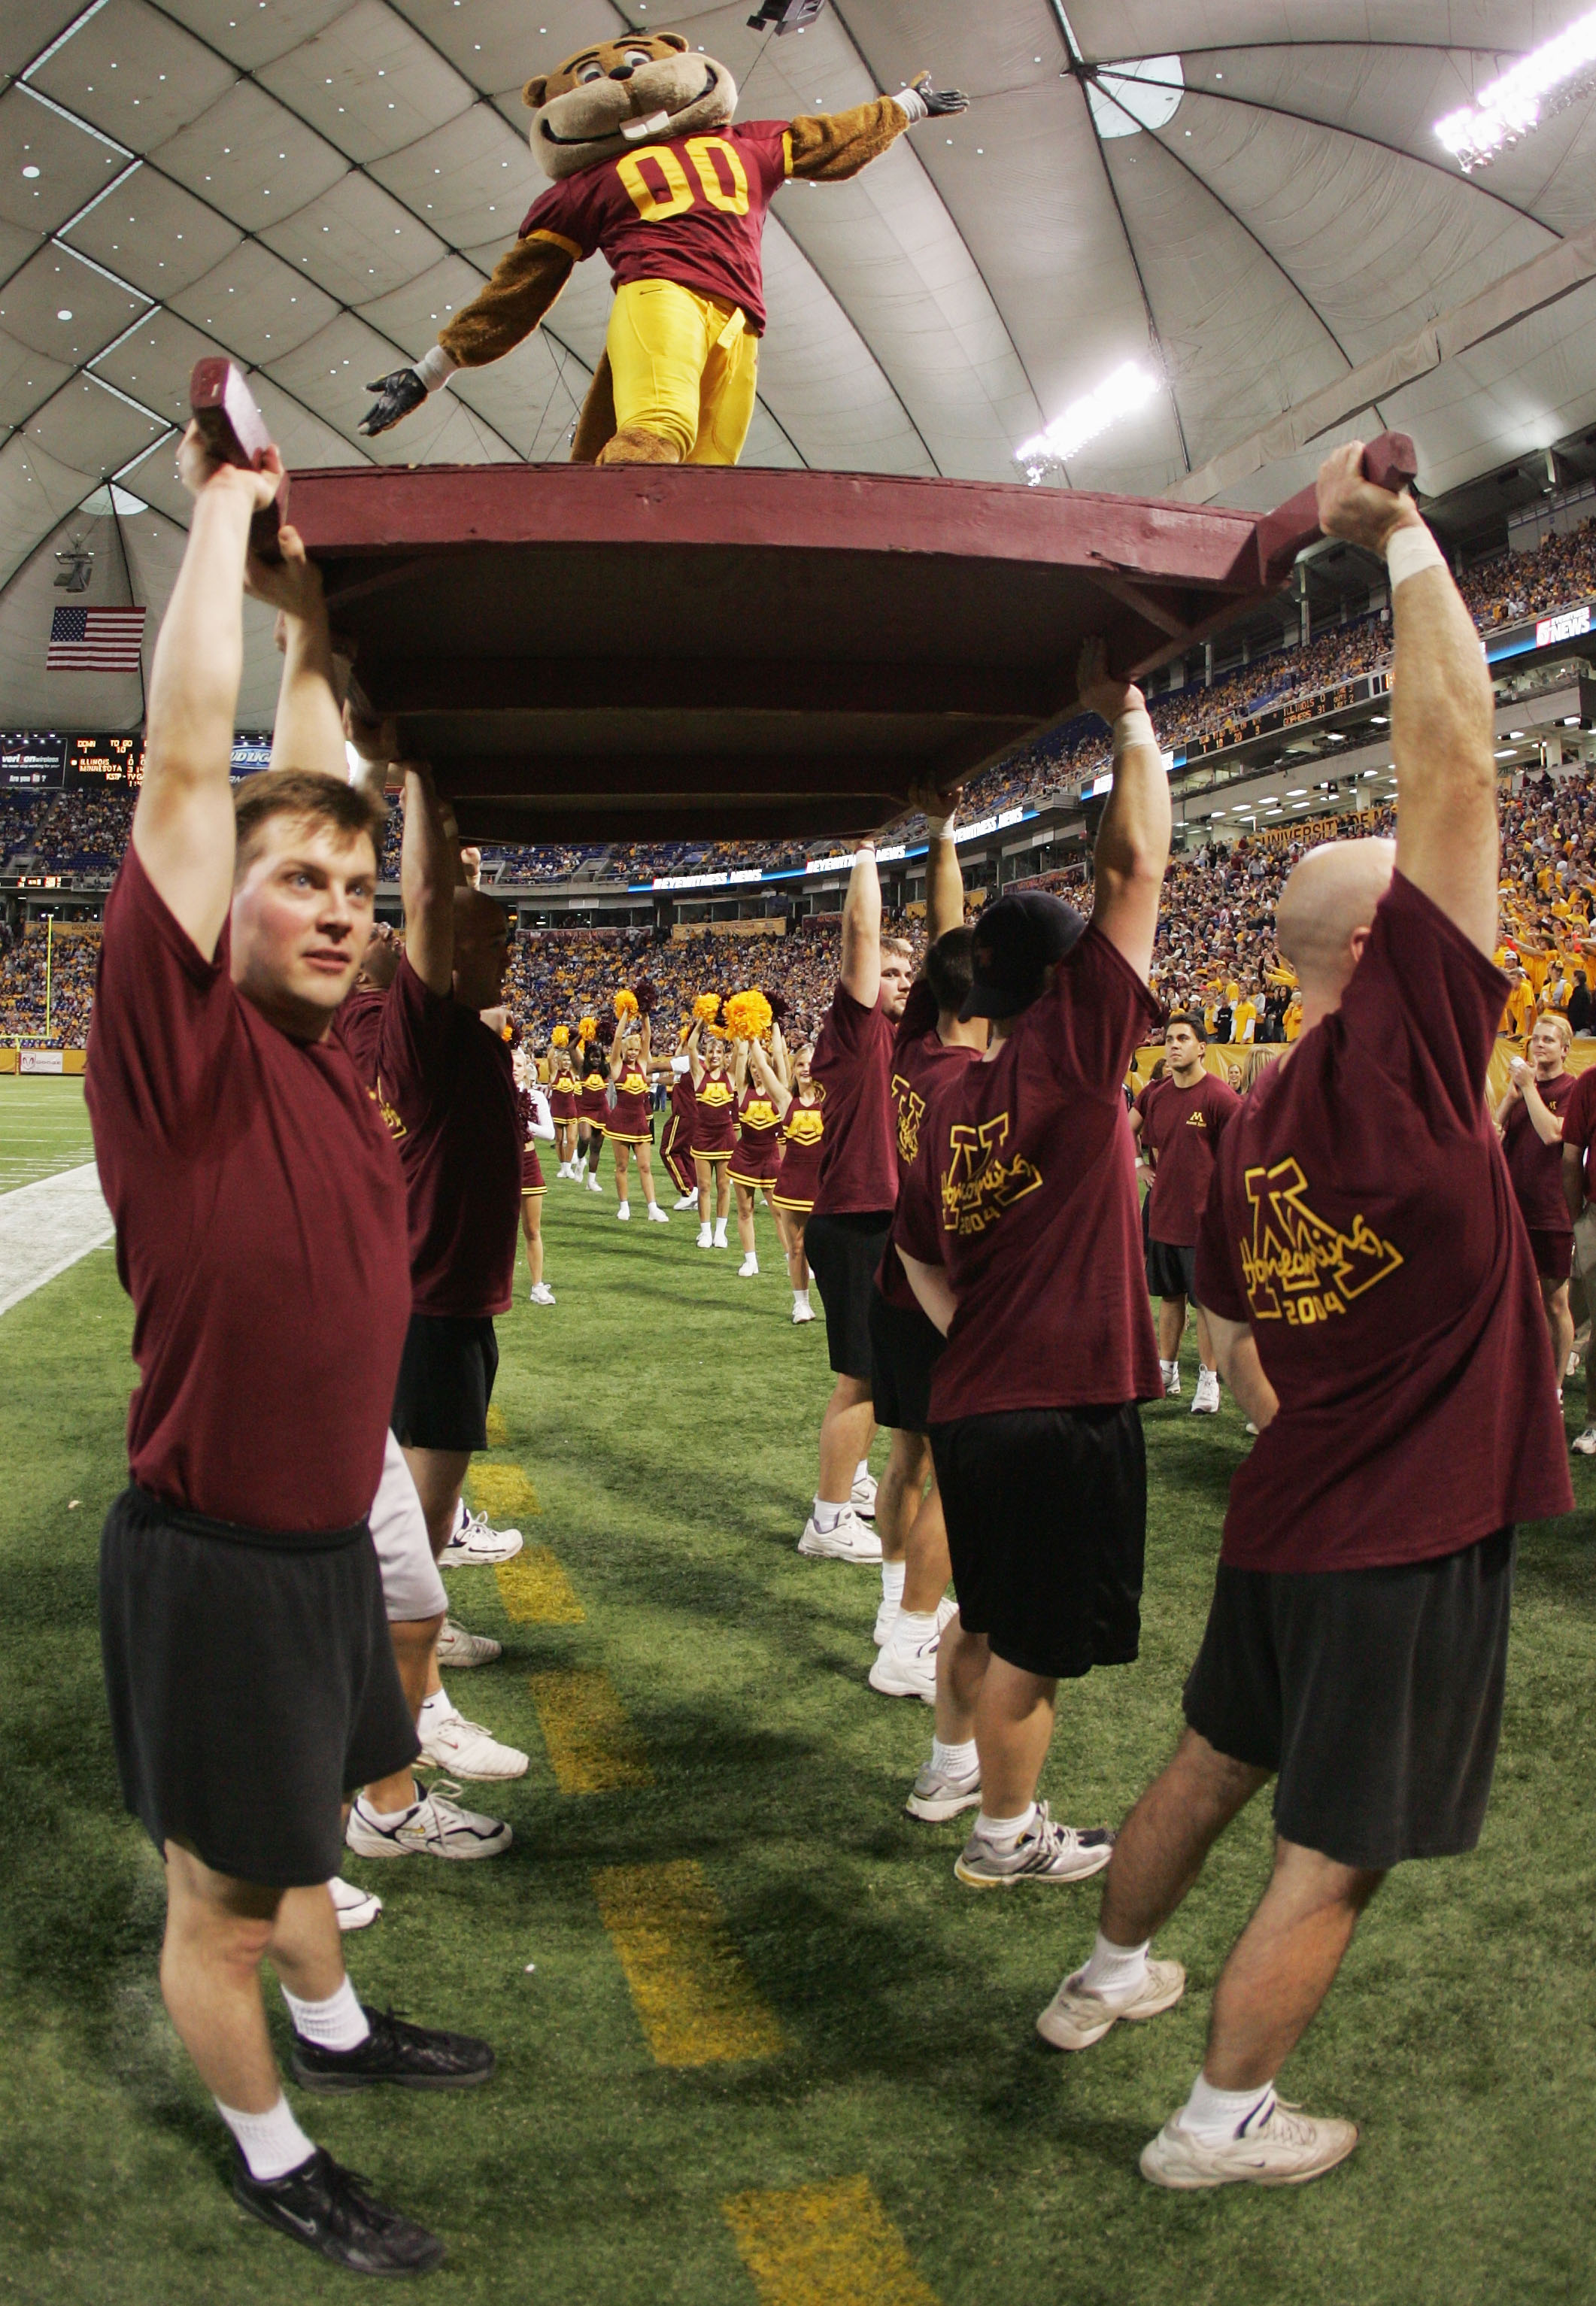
[894,84,928,123]
[925,814,953,840]
[415,343,458,393]
[1113,705,1157,754]
[1385,522,1445,590]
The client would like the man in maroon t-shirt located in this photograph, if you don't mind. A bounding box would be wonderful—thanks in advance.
[1132,1013,1240,1412]
[1559,1045,1596,1452]
[1040,444,1572,2194]
[1495,1009,1577,1407]
[866,791,985,1703]
[796,839,915,1564]
[894,639,1169,1886]
[87,429,490,2274]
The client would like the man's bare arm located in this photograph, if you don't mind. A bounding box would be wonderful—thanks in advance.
[252,529,344,781]
[912,779,965,945]
[1317,441,1498,955]
[1564,1139,1586,1227]
[399,762,453,996]
[1079,639,1171,982]
[133,423,282,954]
[900,1249,957,1340]
[839,839,882,1009]
[1205,1310,1279,1431]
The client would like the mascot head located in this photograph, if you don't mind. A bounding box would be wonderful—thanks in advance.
[523,34,739,182]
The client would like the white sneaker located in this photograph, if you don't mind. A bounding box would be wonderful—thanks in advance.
[585,1172,603,1194]
[441,1507,523,1567]
[1161,1360,1182,1399]
[1244,1419,1259,1437]
[792,1297,815,1324]
[674,1192,699,1211]
[616,1200,630,1221]
[1139,2100,1359,2191]
[868,1598,957,1702]
[329,1875,383,1931]
[528,1281,557,1306]
[872,1595,897,1647]
[697,1221,713,1249]
[954,1804,1115,1887]
[903,1753,982,1822]
[417,1701,529,1781]
[647,1203,669,1223]
[851,1469,878,1519]
[1191,1367,1220,1415]
[1036,1958,1186,2050]
[1573,1426,1596,1455]
[796,1506,882,1562]
[435,1616,502,1669]
[739,1252,758,1277]
[346,1783,512,1860]
[712,1222,728,1248]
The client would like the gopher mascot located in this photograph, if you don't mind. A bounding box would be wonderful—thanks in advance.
[360,32,966,465]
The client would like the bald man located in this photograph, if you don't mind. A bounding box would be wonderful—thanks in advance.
[1036,441,1571,2189]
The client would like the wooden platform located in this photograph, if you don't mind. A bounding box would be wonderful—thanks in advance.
[287,455,1397,845]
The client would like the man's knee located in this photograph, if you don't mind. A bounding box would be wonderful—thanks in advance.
[1272,1834,1386,1916]
[827,1373,872,1415]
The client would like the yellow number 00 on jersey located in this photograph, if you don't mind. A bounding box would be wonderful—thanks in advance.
[617,136,751,222]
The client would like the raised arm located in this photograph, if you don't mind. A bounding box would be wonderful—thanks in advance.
[747,1035,793,1118]
[1317,441,1498,955]
[840,839,882,1009]
[608,1018,624,1081]
[360,236,575,437]
[399,761,454,997]
[1078,638,1172,982]
[914,778,966,944]
[784,77,966,181]
[769,1020,790,1091]
[251,531,344,781]
[687,1020,705,1089]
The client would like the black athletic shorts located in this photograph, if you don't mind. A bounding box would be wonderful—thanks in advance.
[869,1285,945,1436]
[390,1312,499,1454]
[99,1484,417,1888]
[930,1404,1145,1680]
[1145,1237,1198,1301]
[1182,1527,1516,1871]
[805,1210,892,1382]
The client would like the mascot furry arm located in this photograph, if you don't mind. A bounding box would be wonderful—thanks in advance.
[360,32,966,465]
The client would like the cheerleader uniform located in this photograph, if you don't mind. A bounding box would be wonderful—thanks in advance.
[730,1085,783,1190]
[549,1052,578,1124]
[608,1055,653,1146]
[661,1065,697,1195]
[577,1064,611,1140]
[692,1065,738,1163]
[772,1096,824,1214]
[517,1082,546,1197]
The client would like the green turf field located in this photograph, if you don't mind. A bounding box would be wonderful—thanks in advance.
[0,1077,97,1194]
[3,1184,1595,2305]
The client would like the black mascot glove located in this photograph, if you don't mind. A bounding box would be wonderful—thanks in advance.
[911,69,969,116]
[359,368,428,438]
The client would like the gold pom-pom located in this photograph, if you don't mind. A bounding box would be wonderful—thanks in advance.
[614,988,639,1021]
[724,989,773,1042]
[551,1025,569,1048]
[579,1015,598,1042]
[693,992,721,1023]
[707,1024,730,1041]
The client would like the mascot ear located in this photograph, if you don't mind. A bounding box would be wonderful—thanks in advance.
[522,74,549,108]
[658,32,689,52]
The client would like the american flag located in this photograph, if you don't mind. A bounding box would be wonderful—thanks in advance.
[47,605,146,672]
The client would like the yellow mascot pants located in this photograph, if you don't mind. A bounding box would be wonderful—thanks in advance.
[602,278,760,465]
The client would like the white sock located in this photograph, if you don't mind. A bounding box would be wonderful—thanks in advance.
[713,1221,727,1243]
[973,1802,1036,1848]
[616,1199,629,1218]
[216,2092,317,2182]
[793,1287,809,1310]
[1077,1928,1151,2005]
[880,1559,906,1609]
[1179,2072,1278,2142]
[1161,1358,1176,1381]
[418,1688,455,1725]
[892,1607,937,1647]
[281,1974,371,2053]
[812,1497,848,1532]
[931,1736,977,1777]
[854,1459,871,1485]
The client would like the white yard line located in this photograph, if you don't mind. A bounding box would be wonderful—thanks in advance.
[0,1161,115,1318]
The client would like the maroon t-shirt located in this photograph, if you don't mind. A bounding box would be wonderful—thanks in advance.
[1501,1069,1576,1235]
[339,955,520,1320]
[1195,872,1572,1573]
[812,982,898,1218]
[880,979,983,1312]
[1136,1070,1241,1246]
[1558,1063,1596,1203]
[895,927,1164,1419]
[87,848,411,1533]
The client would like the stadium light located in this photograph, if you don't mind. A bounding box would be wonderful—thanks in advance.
[1436,8,1596,171]
[1015,362,1161,484]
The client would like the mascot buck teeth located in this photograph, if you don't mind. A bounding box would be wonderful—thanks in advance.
[360,32,967,466]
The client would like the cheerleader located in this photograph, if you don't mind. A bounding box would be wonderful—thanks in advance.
[606,1001,670,1223]
[726,994,783,1279]
[513,1044,557,1303]
[687,1017,737,1248]
[548,1027,581,1177]
[751,1035,824,1324]
[575,1024,609,1195]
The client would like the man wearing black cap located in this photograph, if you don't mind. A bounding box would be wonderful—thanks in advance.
[895,639,1169,1884]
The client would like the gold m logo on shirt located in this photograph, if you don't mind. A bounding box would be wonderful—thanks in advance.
[372,1073,406,1141]
[941,1113,1042,1237]
[892,1070,927,1164]
[1186,1109,1208,1129]
[1239,1155,1403,1325]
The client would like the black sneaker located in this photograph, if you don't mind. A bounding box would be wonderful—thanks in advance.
[290,2004,496,2095]
[232,2147,445,2275]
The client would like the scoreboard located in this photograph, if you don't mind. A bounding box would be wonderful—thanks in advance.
[68,733,144,788]
[2,734,269,789]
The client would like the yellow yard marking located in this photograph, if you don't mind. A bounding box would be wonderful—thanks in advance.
[484,1404,509,1448]
[494,1548,585,1624]
[469,1463,540,1520]
[532,1669,652,1793]
[722,2176,939,2306]
[593,1858,782,2067]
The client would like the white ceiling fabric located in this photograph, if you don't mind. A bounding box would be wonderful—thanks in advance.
[5,0,1596,727]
